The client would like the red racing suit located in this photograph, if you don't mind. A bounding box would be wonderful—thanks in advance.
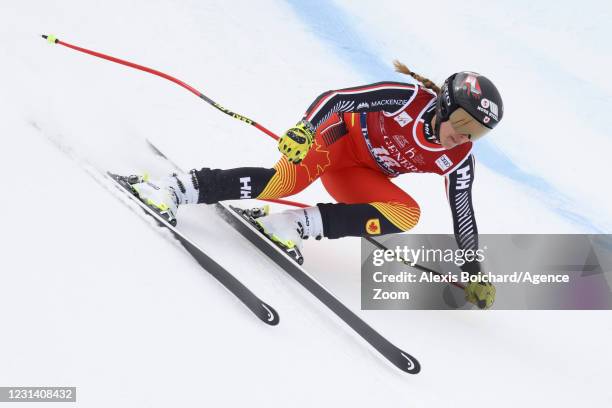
[194,82,479,250]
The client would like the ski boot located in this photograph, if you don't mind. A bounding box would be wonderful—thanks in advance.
[234,205,324,265]
[124,171,199,226]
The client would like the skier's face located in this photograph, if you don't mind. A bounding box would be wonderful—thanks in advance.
[439,121,471,149]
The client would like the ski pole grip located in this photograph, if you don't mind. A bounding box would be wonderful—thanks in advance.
[42,34,59,44]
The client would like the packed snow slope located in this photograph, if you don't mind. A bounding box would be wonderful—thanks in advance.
[1,1,611,407]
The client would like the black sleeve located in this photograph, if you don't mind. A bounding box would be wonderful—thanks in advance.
[303,81,418,129]
[446,155,479,252]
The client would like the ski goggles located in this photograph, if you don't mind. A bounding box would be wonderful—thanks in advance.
[447,107,491,141]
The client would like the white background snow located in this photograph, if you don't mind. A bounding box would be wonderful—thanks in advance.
[1,0,611,406]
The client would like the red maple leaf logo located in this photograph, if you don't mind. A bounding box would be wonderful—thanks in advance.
[366,219,381,234]
[300,139,331,182]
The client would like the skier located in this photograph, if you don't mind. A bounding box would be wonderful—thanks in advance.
[130,61,504,309]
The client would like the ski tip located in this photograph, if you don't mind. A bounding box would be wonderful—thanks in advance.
[398,351,421,374]
[259,302,280,326]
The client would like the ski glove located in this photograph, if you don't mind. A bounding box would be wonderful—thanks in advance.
[465,279,496,309]
[278,120,315,164]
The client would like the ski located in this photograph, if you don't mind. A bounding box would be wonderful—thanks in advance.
[216,204,421,374]
[107,172,279,326]
[144,139,420,373]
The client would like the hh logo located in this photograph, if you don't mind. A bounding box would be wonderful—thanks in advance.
[366,218,381,235]
[435,154,453,172]
[455,166,471,190]
[393,111,413,127]
[240,177,251,199]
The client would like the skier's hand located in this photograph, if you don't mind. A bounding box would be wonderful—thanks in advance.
[278,120,315,164]
[465,279,496,309]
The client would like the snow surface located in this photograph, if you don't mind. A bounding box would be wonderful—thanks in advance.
[1,0,611,406]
